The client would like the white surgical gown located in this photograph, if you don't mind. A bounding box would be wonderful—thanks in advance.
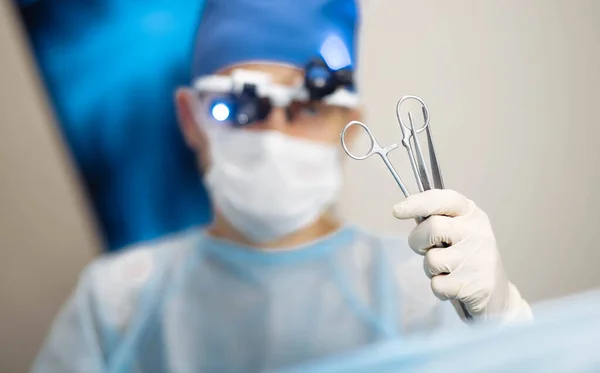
[32,225,460,373]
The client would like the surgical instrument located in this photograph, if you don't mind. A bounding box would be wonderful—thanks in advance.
[340,95,472,321]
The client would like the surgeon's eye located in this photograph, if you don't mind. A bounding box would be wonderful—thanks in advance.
[301,104,320,117]
[287,101,324,122]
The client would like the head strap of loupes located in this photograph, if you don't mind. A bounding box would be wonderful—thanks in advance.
[191,0,360,126]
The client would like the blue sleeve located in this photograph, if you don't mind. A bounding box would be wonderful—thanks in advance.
[17,1,211,251]
[31,266,107,373]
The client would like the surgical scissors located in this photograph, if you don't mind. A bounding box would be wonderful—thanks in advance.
[340,95,472,321]
[340,120,411,198]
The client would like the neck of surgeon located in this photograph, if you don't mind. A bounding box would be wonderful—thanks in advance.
[207,209,342,250]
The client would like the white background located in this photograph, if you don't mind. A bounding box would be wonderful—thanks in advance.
[340,0,600,302]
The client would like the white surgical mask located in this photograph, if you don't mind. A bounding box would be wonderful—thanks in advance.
[203,126,342,243]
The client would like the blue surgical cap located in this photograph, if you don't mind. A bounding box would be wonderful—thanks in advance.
[192,0,359,78]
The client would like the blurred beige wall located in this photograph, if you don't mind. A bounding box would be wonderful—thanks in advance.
[341,0,600,302]
[0,2,100,372]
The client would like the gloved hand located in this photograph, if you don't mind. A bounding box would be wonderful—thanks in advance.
[392,189,533,324]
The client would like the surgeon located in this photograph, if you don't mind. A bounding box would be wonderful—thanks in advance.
[32,0,532,372]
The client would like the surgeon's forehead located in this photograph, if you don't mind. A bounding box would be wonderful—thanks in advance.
[216,63,304,86]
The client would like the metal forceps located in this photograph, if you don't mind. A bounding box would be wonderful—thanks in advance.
[395,95,444,192]
[340,95,472,321]
[339,95,440,197]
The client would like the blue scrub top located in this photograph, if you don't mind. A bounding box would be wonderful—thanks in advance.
[16,0,211,251]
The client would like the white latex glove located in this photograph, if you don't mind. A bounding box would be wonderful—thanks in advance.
[393,189,533,324]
